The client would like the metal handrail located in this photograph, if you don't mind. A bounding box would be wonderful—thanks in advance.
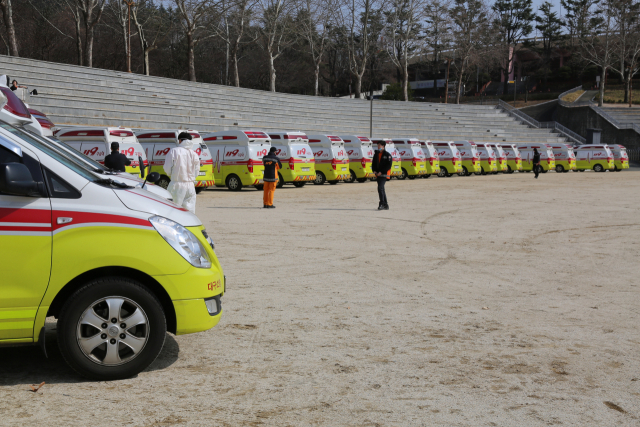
[496,99,587,144]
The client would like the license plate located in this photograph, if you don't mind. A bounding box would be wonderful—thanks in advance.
[395,165,399,169]
[302,167,310,172]
[342,167,347,171]
[420,165,424,168]
[198,171,206,176]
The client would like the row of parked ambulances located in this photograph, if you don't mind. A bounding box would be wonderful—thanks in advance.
[48,123,630,192]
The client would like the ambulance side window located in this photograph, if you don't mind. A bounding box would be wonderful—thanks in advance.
[0,145,47,197]
[42,167,81,199]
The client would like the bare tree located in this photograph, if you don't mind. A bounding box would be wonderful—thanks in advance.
[132,0,171,75]
[296,0,334,95]
[78,0,108,67]
[449,0,489,103]
[107,0,131,68]
[212,0,257,86]
[423,0,451,96]
[0,0,19,56]
[339,0,385,99]
[174,0,219,82]
[256,0,297,92]
[579,0,617,106]
[609,0,640,104]
[384,0,424,101]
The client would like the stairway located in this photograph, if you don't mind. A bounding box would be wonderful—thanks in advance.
[602,106,640,127]
[0,55,567,145]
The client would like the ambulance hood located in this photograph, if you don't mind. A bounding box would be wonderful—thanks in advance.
[114,186,201,226]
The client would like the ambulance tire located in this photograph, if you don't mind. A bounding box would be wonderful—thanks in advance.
[593,164,604,172]
[480,167,486,175]
[195,187,204,194]
[541,169,548,173]
[438,167,447,178]
[399,169,408,180]
[314,172,326,185]
[556,165,564,173]
[347,170,357,183]
[293,182,306,187]
[506,166,514,174]
[226,174,243,191]
[329,181,338,185]
[157,176,170,189]
[407,175,416,180]
[459,167,468,177]
[57,277,167,381]
[277,173,284,188]
[356,178,368,183]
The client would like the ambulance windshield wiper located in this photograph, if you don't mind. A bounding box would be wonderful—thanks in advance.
[94,178,133,189]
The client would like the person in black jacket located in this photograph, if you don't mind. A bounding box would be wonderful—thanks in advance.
[532,147,541,179]
[262,147,282,208]
[104,142,131,172]
[371,140,393,210]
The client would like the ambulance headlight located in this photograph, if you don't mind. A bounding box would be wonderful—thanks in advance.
[149,216,212,268]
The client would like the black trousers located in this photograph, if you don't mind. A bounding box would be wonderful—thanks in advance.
[534,164,540,178]
[377,176,388,205]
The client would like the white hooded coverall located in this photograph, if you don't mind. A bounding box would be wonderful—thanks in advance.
[163,139,201,213]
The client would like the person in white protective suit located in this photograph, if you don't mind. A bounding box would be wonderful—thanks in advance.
[163,132,201,213]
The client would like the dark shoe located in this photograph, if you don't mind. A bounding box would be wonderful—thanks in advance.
[264,205,269,208]
[377,205,385,210]
[269,205,276,209]
[383,204,389,210]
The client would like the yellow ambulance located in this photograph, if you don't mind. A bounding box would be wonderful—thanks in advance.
[419,140,440,177]
[135,129,215,193]
[501,144,523,173]
[201,130,269,190]
[610,144,629,171]
[453,140,481,176]
[267,131,316,187]
[573,144,614,172]
[520,143,556,172]
[392,138,428,179]
[475,143,498,175]
[340,135,375,183]
[432,141,463,177]
[0,114,224,381]
[56,127,148,178]
[307,134,350,184]
[487,143,508,173]
[550,144,576,173]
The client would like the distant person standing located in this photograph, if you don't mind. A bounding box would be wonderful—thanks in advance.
[104,142,131,172]
[532,147,541,179]
[262,147,282,209]
[371,140,392,210]
[164,132,200,213]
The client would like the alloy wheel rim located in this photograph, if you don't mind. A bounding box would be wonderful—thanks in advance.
[76,297,150,366]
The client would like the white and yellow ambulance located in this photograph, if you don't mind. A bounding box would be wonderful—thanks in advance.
[371,138,403,178]
[501,144,522,173]
[307,134,350,184]
[487,143,508,173]
[267,131,316,187]
[56,127,149,178]
[135,129,215,193]
[392,138,428,179]
[340,135,375,183]
[419,140,440,177]
[520,143,556,172]
[432,141,463,177]
[0,108,224,381]
[550,144,576,173]
[475,142,498,175]
[609,144,629,171]
[201,130,269,191]
[573,144,614,172]
[453,140,481,176]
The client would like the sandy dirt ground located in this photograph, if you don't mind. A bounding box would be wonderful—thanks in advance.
[1,170,639,426]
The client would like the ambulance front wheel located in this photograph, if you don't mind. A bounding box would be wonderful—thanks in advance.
[226,174,243,191]
[277,173,284,188]
[346,170,356,183]
[593,164,604,172]
[57,277,167,381]
[459,166,468,177]
[556,165,564,173]
[314,171,326,185]
[399,168,408,180]
[438,167,447,177]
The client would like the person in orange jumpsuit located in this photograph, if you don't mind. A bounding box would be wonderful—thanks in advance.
[262,147,282,208]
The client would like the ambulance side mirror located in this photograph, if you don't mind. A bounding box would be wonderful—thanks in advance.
[141,172,160,190]
[0,163,39,196]
[139,156,145,178]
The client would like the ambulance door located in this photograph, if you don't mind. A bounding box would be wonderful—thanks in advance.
[0,141,51,340]
[210,145,225,185]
